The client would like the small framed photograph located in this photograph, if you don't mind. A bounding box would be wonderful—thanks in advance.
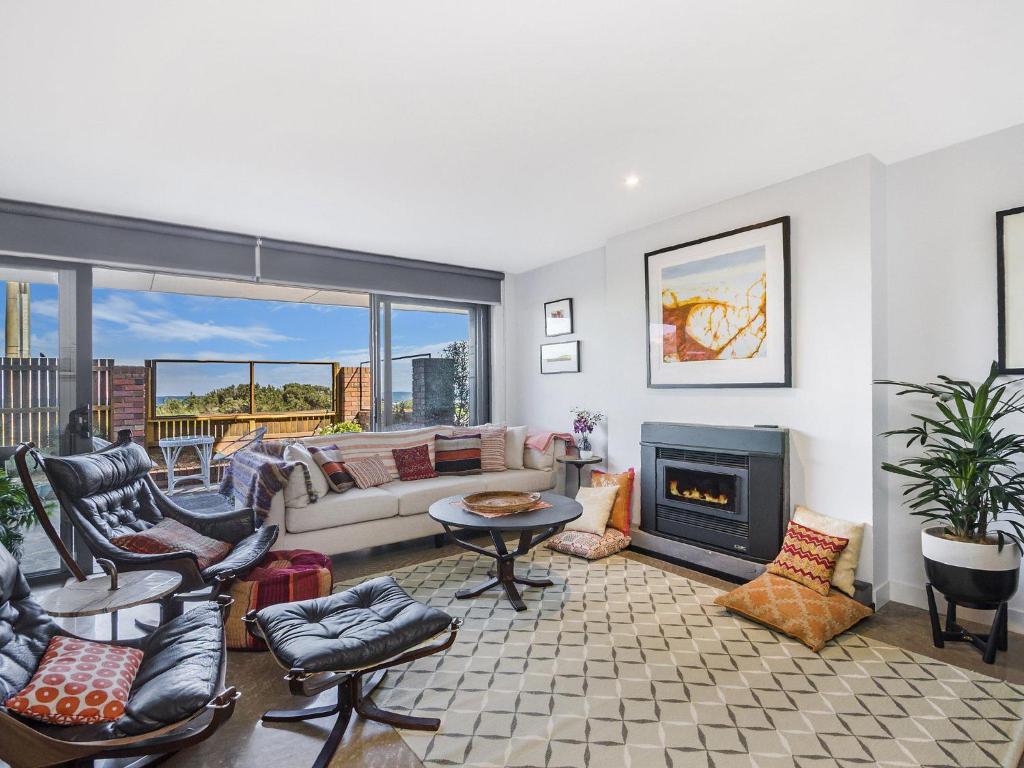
[544,298,574,336]
[998,205,1024,373]
[541,340,581,374]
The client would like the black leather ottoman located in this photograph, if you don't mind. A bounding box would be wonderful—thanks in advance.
[245,576,460,768]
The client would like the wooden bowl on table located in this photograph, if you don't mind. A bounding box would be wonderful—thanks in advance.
[462,491,541,515]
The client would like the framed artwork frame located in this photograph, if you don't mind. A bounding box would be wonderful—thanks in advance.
[645,216,791,388]
[544,298,574,336]
[998,205,1024,374]
[540,340,581,374]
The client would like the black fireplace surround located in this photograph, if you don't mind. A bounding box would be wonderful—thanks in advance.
[640,422,788,565]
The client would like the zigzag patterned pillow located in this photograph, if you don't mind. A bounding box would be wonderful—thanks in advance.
[767,520,849,596]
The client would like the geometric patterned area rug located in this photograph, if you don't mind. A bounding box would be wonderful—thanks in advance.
[338,548,1024,768]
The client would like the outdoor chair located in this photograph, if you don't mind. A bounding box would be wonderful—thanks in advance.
[15,430,279,626]
[0,543,239,768]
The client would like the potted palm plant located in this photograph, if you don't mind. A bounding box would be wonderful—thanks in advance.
[879,362,1024,608]
[0,468,33,560]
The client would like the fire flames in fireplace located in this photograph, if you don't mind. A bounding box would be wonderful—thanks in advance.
[668,479,729,506]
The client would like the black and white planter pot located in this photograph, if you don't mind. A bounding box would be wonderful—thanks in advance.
[922,527,1021,607]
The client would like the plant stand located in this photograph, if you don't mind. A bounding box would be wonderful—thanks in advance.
[925,583,1009,664]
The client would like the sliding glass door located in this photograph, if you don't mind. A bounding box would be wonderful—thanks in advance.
[373,298,488,430]
[0,263,91,580]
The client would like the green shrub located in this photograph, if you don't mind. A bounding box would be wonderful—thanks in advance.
[314,421,363,435]
[0,469,33,560]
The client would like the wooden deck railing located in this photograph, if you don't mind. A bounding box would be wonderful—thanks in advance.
[143,359,369,450]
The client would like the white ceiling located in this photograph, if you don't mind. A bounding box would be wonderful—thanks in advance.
[1,2,1023,274]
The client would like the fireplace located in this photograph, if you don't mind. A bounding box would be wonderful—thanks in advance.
[639,422,788,569]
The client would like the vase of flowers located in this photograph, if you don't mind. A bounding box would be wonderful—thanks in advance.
[570,407,604,460]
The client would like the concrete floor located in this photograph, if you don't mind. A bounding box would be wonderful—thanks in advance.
[30,534,1024,768]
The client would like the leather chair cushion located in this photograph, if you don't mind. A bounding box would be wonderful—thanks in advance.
[31,602,226,742]
[46,443,163,541]
[0,548,60,704]
[201,525,279,580]
[254,576,452,673]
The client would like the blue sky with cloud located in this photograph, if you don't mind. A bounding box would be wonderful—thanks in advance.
[19,283,467,396]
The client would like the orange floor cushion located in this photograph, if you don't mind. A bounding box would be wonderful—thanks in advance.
[714,572,873,652]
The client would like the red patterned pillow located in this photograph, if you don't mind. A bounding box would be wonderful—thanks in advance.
[344,454,392,489]
[767,521,849,596]
[111,518,231,571]
[4,636,143,724]
[392,444,439,481]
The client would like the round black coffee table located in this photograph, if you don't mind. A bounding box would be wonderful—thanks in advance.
[429,491,583,611]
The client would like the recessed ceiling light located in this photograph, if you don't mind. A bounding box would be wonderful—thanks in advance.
[624,174,640,189]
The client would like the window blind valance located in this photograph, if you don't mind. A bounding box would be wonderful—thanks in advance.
[0,199,504,304]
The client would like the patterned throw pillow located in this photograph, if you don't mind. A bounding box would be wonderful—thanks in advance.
[434,433,482,475]
[592,468,635,534]
[454,425,507,472]
[4,636,143,724]
[714,572,873,652]
[111,518,231,570]
[307,444,356,493]
[343,454,392,489]
[766,521,849,596]
[392,444,439,481]
[546,528,631,560]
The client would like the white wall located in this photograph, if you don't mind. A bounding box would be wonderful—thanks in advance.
[506,156,885,585]
[507,247,610,456]
[884,123,1024,627]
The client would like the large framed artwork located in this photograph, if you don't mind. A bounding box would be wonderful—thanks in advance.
[998,206,1024,373]
[645,216,791,388]
[540,340,581,374]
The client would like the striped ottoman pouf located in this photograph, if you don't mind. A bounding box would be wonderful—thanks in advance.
[225,549,333,650]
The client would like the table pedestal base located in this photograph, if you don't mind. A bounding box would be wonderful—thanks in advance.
[443,526,562,612]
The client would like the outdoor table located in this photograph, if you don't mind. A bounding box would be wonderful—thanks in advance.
[158,434,215,493]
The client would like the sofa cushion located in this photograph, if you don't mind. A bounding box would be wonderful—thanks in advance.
[502,425,528,470]
[283,443,330,499]
[382,475,484,516]
[303,427,440,480]
[480,469,554,494]
[454,425,506,472]
[344,455,392,489]
[306,445,356,493]
[392,444,439,481]
[285,487,398,534]
[434,433,482,475]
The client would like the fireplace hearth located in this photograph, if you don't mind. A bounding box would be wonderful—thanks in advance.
[637,423,788,576]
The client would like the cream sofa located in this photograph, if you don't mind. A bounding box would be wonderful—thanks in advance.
[250,426,567,556]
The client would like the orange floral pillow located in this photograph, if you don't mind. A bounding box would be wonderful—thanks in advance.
[714,572,873,652]
[592,468,634,534]
[767,520,848,596]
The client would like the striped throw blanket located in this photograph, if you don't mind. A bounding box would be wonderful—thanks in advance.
[221,447,317,521]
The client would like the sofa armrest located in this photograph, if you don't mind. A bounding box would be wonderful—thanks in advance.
[237,487,287,534]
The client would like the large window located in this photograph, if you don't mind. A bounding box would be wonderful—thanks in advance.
[0,267,63,577]
[375,298,485,430]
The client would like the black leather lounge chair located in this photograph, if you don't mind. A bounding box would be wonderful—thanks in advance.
[0,543,239,768]
[15,429,278,625]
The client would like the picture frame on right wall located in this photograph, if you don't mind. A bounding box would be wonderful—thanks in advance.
[997,205,1024,373]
